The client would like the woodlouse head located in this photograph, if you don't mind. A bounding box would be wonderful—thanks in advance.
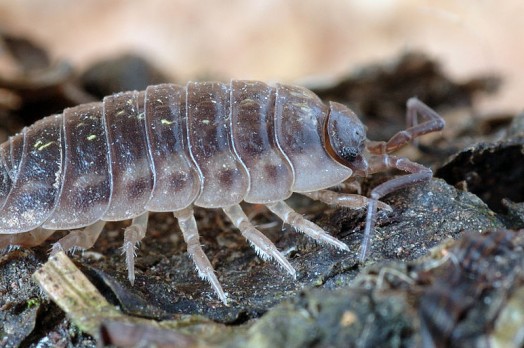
[324,102,368,172]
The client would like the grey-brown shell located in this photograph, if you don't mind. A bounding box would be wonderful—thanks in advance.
[0,80,352,233]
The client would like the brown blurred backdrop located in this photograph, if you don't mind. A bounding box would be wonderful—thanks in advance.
[0,0,522,113]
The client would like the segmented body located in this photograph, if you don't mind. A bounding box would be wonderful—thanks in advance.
[0,80,445,303]
[0,81,350,232]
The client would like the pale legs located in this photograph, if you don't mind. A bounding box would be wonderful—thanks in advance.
[300,190,392,212]
[168,203,351,304]
[0,228,56,250]
[122,212,149,285]
[265,201,349,251]
[51,220,106,255]
[174,207,227,304]
[223,204,296,277]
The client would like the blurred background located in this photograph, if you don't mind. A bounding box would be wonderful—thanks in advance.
[1,3,524,346]
[0,0,522,114]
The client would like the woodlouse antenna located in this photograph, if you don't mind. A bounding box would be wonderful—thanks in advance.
[359,97,445,260]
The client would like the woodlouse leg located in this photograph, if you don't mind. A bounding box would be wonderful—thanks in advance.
[0,228,55,250]
[122,212,149,285]
[360,155,432,262]
[174,207,227,304]
[367,97,445,154]
[223,204,296,279]
[300,190,392,212]
[266,201,349,251]
[51,220,106,255]
[338,180,362,194]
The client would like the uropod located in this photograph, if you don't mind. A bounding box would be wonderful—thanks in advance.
[0,80,444,304]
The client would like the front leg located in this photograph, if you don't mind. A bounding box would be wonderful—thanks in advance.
[301,190,392,212]
[367,97,445,154]
[359,154,433,261]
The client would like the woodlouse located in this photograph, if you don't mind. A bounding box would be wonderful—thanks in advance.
[0,80,444,303]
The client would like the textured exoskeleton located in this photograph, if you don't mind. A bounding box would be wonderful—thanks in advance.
[0,80,444,303]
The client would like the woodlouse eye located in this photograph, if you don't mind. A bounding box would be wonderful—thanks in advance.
[340,147,358,162]
[325,102,366,167]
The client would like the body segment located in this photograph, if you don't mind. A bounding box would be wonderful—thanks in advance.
[143,84,200,212]
[230,80,294,203]
[274,83,352,191]
[0,115,63,232]
[186,81,249,208]
[102,90,154,220]
[44,103,110,229]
